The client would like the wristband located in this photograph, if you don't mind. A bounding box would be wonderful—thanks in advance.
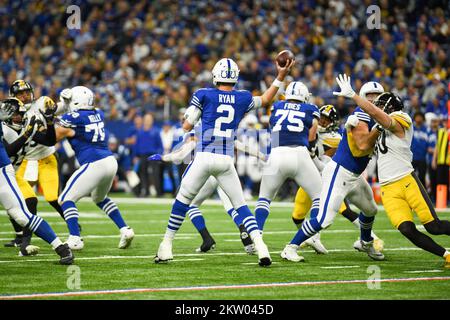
[272,79,283,88]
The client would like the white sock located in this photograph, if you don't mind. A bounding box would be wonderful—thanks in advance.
[51,238,63,249]
[352,219,360,228]
[164,229,176,241]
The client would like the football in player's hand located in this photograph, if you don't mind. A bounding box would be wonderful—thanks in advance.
[276,50,295,67]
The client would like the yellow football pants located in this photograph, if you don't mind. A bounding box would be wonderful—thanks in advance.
[292,187,348,220]
[380,173,437,229]
[16,154,59,202]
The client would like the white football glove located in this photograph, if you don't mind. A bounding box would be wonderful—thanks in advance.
[60,88,72,104]
[0,101,15,121]
[333,74,356,98]
[345,114,360,130]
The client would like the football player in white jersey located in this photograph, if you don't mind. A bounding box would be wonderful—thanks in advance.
[0,98,74,264]
[334,74,450,268]
[155,57,294,267]
[4,80,73,251]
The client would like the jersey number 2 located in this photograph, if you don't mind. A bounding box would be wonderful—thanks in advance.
[214,104,235,138]
[85,122,105,142]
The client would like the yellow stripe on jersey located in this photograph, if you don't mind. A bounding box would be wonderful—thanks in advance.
[390,113,411,129]
[323,137,340,149]
[347,131,373,157]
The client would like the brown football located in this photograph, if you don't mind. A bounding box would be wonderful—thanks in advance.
[276,50,295,67]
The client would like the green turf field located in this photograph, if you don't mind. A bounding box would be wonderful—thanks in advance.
[0,198,449,300]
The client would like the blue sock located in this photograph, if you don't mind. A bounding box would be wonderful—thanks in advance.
[167,199,189,234]
[236,206,259,235]
[61,201,80,236]
[97,198,127,229]
[290,218,322,245]
[28,215,57,244]
[359,213,375,242]
[255,198,271,230]
[226,209,243,227]
[187,206,206,231]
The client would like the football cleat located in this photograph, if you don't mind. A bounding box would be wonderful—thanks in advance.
[239,224,255,255]
[66,235,84,251]
[118,227,135,249]
[354,240,385,261]
[19,244,40,257]
[55,243,74,265]
[445,255,450,269]
[4,235,23,247]
[300,233,328,254]
[154,239,173,263]
[281,244,305,262]
[195,237,216,253]
[252,236,272,267]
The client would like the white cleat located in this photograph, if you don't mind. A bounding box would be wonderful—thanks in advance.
[300,233,328,254]
[19,245,40,256]
[154,239,173,263]
[281,244,305,262]
[118,227,135,249]
[353,239,385,261]
[253,237,272,267]
[66,235,84,251]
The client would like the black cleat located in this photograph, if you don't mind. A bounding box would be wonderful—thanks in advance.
[55,243,74,265]
[19,235,39,256]
[239,224,256,255]
[4,235,23,248]
[258,257,272,267]
[196,228,216,253]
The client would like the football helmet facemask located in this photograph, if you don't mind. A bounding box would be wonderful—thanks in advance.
[318,104,339,132]
[373,92,404,114]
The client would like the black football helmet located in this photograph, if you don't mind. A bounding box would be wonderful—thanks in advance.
[9,79,34,102]
[373,92,404,114]
[319,104,339,132]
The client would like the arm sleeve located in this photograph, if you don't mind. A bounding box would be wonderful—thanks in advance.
[3,135,27,157]
[32,125,56,146]
[184,106,202,126]
[235,139,266,160]
[162,140,196,164]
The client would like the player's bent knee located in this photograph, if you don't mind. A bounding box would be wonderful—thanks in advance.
[8,208,30,227]
[423,220,445,235]
[398,221,417,238]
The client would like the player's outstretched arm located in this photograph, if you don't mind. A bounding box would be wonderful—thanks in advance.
[55,125,75,141]
[234,139,267,161]
[148,137,197,164]
[333,74,403,134]
[254,59,295,108]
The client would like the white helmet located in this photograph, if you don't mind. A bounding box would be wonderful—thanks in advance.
[285,81,311,103]
[359,81,384,99]
[69,86,94,111]
[212,58,239,85]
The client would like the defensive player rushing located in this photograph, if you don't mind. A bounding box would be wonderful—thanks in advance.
[281,81,386,262]
[155,57,294,266]
[148,125,267,254]
[292,104,383,254]
[334,74,450,268]
[0,98,73,264]
[4,80,74,252]
[54,86,135,250]
[254,82,322,262]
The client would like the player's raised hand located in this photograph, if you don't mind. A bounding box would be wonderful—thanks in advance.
[0,100,16,121]
[333,74,355,98]
[276,58,296,80]
[148,154,163,161]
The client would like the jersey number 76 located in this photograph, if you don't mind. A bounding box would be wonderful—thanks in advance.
[85,122,106,142]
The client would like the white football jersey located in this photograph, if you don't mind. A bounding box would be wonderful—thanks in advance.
[1,123,29,169]
[25,98,56,161]
[376,111,414,185]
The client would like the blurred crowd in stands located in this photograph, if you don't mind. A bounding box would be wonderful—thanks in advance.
[0,0,448,201]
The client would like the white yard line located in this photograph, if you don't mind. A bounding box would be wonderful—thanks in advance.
[320,265,360,269]
[404,270,444,273]
[1,276,449,299]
